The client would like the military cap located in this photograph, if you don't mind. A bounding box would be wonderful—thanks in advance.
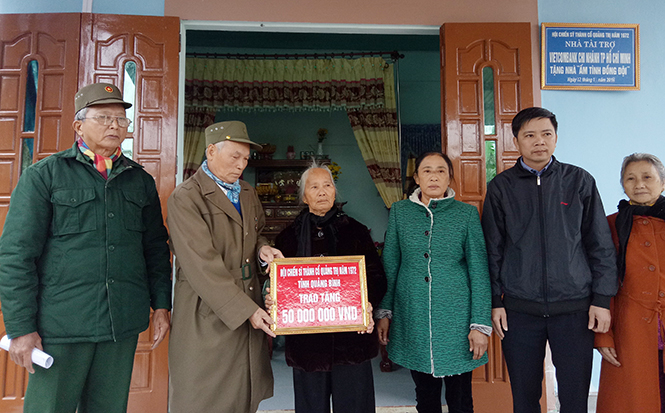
[205,121,262,150]
[74,83,132,113]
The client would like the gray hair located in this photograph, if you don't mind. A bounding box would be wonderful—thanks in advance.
[214,140,226,151]
[299,162,337,204]
[74,107,88,121]
[620,153,665,185]
[204,140,226,162]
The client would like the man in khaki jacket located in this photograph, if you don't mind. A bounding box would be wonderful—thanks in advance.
[167,121,282,413]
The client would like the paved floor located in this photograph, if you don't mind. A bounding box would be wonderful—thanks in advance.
[258,343,419,412]
[257,341,598,413]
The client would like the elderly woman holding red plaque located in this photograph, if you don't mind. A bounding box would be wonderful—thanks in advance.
[595,153,665,413]
[376,151,492,413]
[266,164,386,413]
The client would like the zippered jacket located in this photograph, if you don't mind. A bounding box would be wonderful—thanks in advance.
[481,157,618,316]
[0,143,172,343]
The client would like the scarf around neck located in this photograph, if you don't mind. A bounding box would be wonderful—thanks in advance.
[293,206,340,257]
[76,137,122,180]
[201,160,242,214]
[615,195,665,282]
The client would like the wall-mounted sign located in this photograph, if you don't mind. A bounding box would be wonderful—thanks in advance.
[269,256,370,335]
[541,23,639,90]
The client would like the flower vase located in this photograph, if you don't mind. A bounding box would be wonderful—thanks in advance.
[317,141,324,156]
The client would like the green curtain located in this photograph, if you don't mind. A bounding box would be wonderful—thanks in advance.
[185,56,387,111]
[183,56,402,204]
[347,63,402,208]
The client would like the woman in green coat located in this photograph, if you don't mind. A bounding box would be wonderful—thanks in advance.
[376,152,492,413]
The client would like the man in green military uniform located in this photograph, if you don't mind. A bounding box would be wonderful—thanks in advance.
[0,83,172,413]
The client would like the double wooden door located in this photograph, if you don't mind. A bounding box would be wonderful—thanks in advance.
[0,13,178,413]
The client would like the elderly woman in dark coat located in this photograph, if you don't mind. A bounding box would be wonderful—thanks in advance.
[266,164,386,413]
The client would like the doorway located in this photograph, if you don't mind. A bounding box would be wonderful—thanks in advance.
[179,23,442,411]
[178,21,532,412]
[179,25,442,243]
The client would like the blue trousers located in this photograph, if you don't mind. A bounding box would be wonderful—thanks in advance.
[502,309,594,413]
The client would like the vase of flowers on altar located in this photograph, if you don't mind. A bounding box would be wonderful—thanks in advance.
[316,128,328,156]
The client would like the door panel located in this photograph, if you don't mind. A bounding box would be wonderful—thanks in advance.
[0,13,81,410]
[79,13,179,413]
[80,14,179,221]
[441,22,535,412]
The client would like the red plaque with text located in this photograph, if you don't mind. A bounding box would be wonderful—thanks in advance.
[269,256,369,335]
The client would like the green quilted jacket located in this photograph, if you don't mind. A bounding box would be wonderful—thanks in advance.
[379,188,491,377]
[0,143,172,344]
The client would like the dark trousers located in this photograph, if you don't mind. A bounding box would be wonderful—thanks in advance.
[23,335,139,413]
[292,359,375,413]
[410,369,474,413]
[502,309,594,413]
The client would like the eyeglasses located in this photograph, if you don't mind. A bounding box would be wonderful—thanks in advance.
[84,115,132,128]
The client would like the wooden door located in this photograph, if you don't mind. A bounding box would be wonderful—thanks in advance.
[0,13,179,413]
[440,22,535,412]
[79,13,179,413]
[0,14,81,412]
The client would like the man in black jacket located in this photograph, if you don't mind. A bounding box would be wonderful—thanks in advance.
[481,107,618,413]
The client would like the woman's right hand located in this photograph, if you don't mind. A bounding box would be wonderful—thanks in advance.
[598,346,621,367]
[377,318,390,345]
[264,287,274,311]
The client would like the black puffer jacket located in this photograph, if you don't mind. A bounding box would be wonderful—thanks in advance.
[481,157,618,316]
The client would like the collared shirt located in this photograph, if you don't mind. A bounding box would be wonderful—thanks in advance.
[519,156,553,177]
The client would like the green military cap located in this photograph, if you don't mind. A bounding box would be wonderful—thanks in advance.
[205,121,262,150]
[74,83,132,113]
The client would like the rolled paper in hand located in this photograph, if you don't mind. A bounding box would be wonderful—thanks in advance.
[0,335,54,369]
